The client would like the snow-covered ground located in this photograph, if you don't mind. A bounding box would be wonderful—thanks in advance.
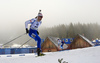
[0,46,100,63]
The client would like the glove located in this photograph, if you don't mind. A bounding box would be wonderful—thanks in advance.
[37,31,39,35]
[26,28,29,34]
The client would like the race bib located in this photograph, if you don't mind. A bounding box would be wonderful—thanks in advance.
[31,33,36,38]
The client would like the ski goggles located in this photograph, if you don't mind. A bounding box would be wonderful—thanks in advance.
[38,16,43,18]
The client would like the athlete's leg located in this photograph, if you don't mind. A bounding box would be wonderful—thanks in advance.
[29,29,41,49]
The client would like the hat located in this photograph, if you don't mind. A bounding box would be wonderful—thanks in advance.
[38,13,43,17]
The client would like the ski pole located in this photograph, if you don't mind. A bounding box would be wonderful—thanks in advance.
[2,33,26,47]
[19,38,32,48]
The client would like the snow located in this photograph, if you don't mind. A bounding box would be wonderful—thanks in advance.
[0,46,100,63]
[79,34,94,46]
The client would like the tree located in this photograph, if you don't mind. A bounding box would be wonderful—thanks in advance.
[67,23,75,38]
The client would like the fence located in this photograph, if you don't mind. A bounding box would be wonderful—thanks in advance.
[0,47,37,55]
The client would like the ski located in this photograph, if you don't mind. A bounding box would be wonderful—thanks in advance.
[35,53,46,57]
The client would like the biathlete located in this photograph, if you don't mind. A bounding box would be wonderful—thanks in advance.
[25,10,43,56]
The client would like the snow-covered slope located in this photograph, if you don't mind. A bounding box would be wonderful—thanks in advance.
[0,46,100,63]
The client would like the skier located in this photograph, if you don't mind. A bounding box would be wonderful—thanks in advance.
[61,40,65,49]
[25,10,44,56]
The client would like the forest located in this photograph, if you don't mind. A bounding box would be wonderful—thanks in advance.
[39,23,100,41]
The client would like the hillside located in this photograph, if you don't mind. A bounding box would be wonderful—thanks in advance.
[0,46,100,63]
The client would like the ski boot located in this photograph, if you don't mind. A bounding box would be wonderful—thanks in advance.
[37,48,45,56]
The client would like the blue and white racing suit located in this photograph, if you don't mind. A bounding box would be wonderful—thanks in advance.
[25,18,42,49]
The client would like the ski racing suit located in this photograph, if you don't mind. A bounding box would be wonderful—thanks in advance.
[61,41,65,49]
[25,18,42,49]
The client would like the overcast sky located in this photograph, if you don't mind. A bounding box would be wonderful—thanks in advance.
[0,0,100,43]
[0,0,100,27]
